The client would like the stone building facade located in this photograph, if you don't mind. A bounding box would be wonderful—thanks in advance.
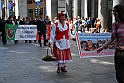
[0,0,124,31]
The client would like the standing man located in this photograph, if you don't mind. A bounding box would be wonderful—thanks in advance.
[17,16,24,25]
[37,14,47,47]
[45,16,51,44]
[6,16,13,24]
[0,16,7,45]
[87,17,92,32]
[33,16,39,43]
[80,17,87,33]
[24,17,32,43]
[74,16,79,33]
[45,16,51,24]
[12,16,19,44]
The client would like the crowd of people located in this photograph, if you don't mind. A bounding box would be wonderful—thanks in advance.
[0,13,102,46]
[0,14,51,46]
[66,16,102,34]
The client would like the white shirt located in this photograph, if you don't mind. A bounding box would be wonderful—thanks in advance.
[49,21,74,50]
[82,20,87,25]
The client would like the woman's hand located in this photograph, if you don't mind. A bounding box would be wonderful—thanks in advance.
[48,43,51,48]
[72,38,76,41]
[119,45,124,50]
[97,47,103,53]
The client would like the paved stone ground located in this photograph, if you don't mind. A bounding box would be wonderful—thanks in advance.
[0,40,117,83]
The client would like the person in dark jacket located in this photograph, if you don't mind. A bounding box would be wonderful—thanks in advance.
[0,16,7,45]
[45,16,51,44]
[6,15,13,24]
[45,16,51,25]
[12,16,19,44]
[37,14,47,47]
[24,17,32,43]
[17,16,24,25]
[33,16,39,43]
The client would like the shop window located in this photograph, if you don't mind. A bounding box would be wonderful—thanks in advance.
[27,0,33,4]
[28,9,33,19]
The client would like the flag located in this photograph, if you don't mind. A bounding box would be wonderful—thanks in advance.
[1,1,4,10]
[5,24,18,40]
[8,2,12,10]
[0,1,1,10]
[36,1,41,6]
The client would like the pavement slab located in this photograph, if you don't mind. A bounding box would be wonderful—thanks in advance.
[0,40,117,83]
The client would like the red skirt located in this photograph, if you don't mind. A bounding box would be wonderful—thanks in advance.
[53,43,72,63]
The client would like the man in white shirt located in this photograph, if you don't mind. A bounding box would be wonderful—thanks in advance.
[80,17,87,33]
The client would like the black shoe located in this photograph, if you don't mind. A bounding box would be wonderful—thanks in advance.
[29,40,32,43]
[44,44,47,46]
[40,43,42,47]
[25,41,27,43]
[3,43,7,45]
[34,40,36,43]
[15,41,18,44]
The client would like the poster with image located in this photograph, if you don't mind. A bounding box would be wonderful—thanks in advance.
[5,24,18,40]
[76,33,115,58]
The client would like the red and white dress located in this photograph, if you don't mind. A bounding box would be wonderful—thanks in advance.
[49,21,74,63]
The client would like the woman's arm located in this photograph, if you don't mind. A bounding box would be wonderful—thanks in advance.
[97,34,115,53]
[49,24,56,43]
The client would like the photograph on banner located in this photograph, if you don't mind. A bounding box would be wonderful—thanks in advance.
[15,25,37,40]
[36,24,51,40]
[77,33,115,58]
[5,24,18,40]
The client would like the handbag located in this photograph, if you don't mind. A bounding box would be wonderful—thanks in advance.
[42,47,57,61]
[115,23,124,60]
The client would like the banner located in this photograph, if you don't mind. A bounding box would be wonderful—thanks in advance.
[15,25,37,40]
[76,33,115,58]
[5,24,18,40]
[36,24,51,40]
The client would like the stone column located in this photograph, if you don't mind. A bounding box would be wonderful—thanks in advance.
[65,0,72,18]
[12,0,15,16]
[112,0,123,22]
[0,0,2,18]
[46,0,51,19]
[51,0,58,21]
[73,0,78,17]
[81,0,85,17]
[4,0,7,18]
[18,0,27,19]
[78,0,81,17]
[113,0,123,7]
[98,0,108,32]
[81,0,88,18]
[15,0,18,18]
[91,0,95,18]
[6,0,9,18]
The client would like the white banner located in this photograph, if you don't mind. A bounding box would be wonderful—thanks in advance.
[15,25,37,40]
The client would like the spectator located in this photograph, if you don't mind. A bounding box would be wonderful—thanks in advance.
[0,15,7,45]
[37,14,47,47]
[87,17,92,32]
[24,17,32,43]
[97,4,124,83]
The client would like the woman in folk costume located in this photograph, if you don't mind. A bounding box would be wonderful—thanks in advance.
[48,12,76,73]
